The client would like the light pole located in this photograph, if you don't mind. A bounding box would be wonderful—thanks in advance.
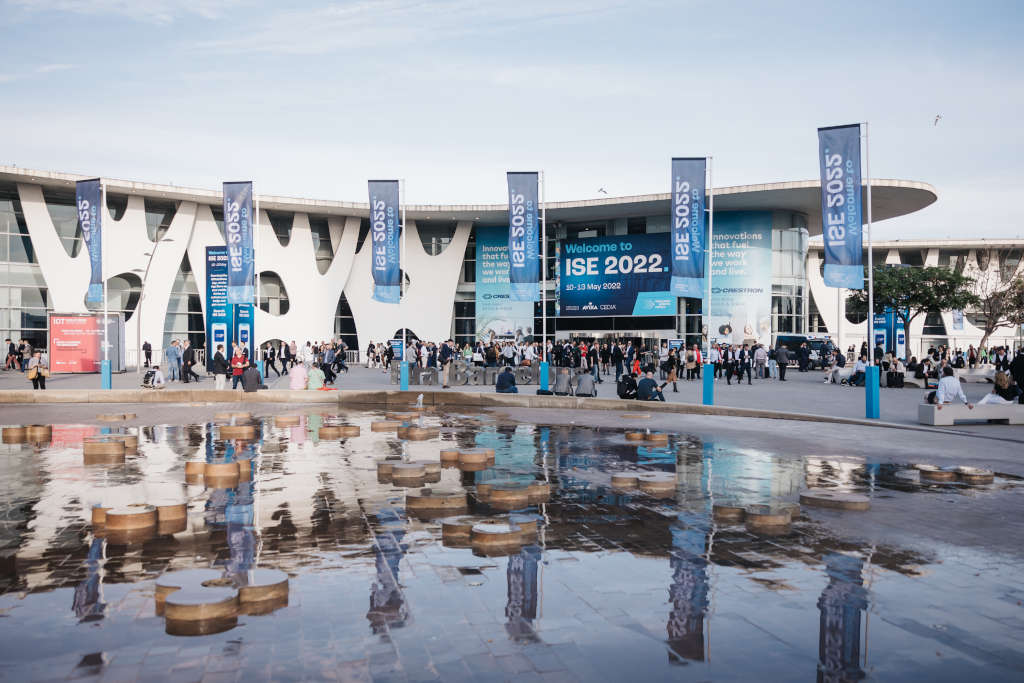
[133,237,174,375]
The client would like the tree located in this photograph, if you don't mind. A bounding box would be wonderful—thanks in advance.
[961,249,1024,348]
[846,265,979,357]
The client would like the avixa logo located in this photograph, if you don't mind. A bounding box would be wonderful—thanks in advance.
[582,302,599,311]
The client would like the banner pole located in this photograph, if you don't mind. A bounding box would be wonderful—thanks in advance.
[540,170,549,391]
[254,194,262,377]
[100,181,111,389]
[864,121,879,418]
[702,156,715,405]
[400,178,409,391]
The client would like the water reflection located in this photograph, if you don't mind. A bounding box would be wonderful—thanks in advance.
[817,553,868,682]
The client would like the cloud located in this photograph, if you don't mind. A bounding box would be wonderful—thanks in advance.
[35,63,73,73]
[5,0,241,24]
[190,0,637,55]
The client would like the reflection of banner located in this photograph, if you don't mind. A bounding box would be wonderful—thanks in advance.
[670,158,706,298]
[76,179,103,304]
[48,313,125,373]
[476,226,533,341]
[559,233,673,317]
[368,180,401,303]
[818,125,863,289]
[705,211,772,345]
[224,181,254,304]
[205,246,232,371]
[507,172,539,302]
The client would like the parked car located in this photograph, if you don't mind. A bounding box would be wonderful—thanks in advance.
[774,334,835,369]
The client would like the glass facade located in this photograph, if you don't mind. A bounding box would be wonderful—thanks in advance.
[1,184,48,349]
[770,213,809,337]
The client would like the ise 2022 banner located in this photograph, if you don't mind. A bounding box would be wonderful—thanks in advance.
[557,234,675,317]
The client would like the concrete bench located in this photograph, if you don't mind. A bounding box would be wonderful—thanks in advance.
[957,368,996,383]
[918,402,1024,426]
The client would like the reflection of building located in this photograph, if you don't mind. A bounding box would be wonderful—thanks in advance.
[0,165,934,355]
[667,524,709,663]
[505,545,541,642]
[71,538,106,622]
[367,508,409,634]
[816,553,868,683]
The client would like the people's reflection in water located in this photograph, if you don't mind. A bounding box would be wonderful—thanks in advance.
[367,508,408,633]
[817,553,868,683]
[667,524,709,663]
[505,545,541,642]
[224,479,256,577]
[71,538,106,622]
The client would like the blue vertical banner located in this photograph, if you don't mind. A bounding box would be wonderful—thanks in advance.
[205,246,232,371]
[224,181,254,305]
[506,172,539,302]
[669,158,706,298]
[77,179,103,304]
[368,180,401,303]
[234,303,254,350]
[818,125,864,289]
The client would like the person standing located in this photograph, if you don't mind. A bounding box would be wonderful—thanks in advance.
[212,344,230,390]
[166,340,182,381]
[738,344,752,385]
[754,344,767,379]
[797,342,810,372]
[142,340,152,368]
[775,344,790,381]
[182,341,200,383]
[612,342,624,382]
[709,343,721,379]
[439,339,454,389]
[264,343,280,377]
[230,345,246,389]
[27,350,48,390]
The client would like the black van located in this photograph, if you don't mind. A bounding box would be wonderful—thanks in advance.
[774,335,835,369]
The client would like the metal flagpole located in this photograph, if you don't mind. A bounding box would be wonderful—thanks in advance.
[702,157,715,405]
[541,170,547,361]
[401,178,407,352]
[101,181,110,389]
[864,121,878,418]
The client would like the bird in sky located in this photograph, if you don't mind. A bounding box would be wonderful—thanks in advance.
[934,114,942,126]
[597,187,607,194]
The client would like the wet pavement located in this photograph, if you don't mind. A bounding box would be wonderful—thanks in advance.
[1,406,1023,682]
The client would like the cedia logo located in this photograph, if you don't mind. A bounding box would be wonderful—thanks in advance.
[582,302,599,311]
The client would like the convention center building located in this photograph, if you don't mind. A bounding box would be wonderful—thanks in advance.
[3,165,1016,364]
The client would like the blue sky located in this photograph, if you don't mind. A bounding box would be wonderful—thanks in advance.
[1,0,1021,238]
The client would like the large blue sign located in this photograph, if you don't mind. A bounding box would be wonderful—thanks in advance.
[368,180,401,303]
[205,246,232,371]
[558,234,673,316]
[224,181,255,304]
[705,211,773,346]
[507,172,539,302]
[76,179,103,304]
[670,157,706,298]
[818,125,863,289]
[475,226,534,341]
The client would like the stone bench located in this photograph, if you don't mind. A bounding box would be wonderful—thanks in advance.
[956,368,996,383]
[918,402,1024,426]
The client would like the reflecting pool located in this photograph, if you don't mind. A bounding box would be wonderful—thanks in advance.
[1,409,1022,682]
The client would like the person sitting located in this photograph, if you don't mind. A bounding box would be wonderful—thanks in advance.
[637,371,666,402]
[241,362,262,393]
[288,362,308,390]
[574,370,596,397]
[307,362,326,390]
[495,366,518,393]
[886,358,905,388]
[978,372,1022,405]
[552,368,571,396]
[927,366,973,409]
[147,365,166,389]
[617,372,638,400]
[846,355,868,387]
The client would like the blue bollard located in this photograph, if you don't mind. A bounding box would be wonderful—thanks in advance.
[257,359,264,378]
[702,362,714,405]
[539,361,549,392]
[400,361,409,392]
[865,366,880,419]
[101,359,112,390]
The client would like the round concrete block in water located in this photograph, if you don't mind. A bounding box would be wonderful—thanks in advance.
[526,481,551,503]
[508,513,541,543]
[83,436,126,457]
[916,464,956,482]
[643,433,669,445]
[155,501,187,521]
[387,411,422,420]
[637,472,676,496]
[25,425,52,442]
[611,473,639,489]
[274,415,301,428]
[488,484,531,511]
[955,466,994,485]
[440,514,489,546]
[417,461,442,475]
[799,489,869,511]
[471,521,524,554]
[219,424,257,440]
[439,449,460,464]
[164,586,238,624]
[91,505,110,524]
[184,461,206,476]
[406,487,468,511]
[624,431,645,441]
[214,411,251,422]
[236,568,289,604]
[370,420,402,432]
[155,568,224,613]
[105,505,157,531]
[405,426,439,441]
[744,504,792,529]
[391,462,426,478]
[2,426,27,443]
[712,504,746,522]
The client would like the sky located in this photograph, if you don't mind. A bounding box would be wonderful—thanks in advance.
[1,0,1022,239]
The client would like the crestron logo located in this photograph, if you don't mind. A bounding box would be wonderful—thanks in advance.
[483,294,510,300]
[582,302,599,311]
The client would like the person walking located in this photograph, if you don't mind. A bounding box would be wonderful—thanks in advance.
[264,343,280,377]
[738,344,752,385]
[776,344,790,381]
[612,342,625,382]
[182,341,201,383]
[27,350,48,390]
[142,340,152,368]
[166,340,182,382]
[754,344,768,379]
[212,344,230,390]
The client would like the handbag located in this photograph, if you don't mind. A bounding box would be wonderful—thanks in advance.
[40,367,50,377]
[27,366,38,380]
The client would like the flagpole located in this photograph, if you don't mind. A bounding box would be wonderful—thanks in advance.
[702,157,715,405]
[541,170,547,360]
[101,180,110,389]
[400,178,408,391]
[863,121,878,418]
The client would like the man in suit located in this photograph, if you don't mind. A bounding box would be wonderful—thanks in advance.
[182,341,201,383]
[737,344,752,385]
[439,339,454,389]
[611,342,625,381]
[212,343,230,390]
[775,344,790,381]
[142,340,152,368]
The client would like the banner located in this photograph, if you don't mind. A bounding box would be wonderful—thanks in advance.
[234,303,254,352]
[669,158,706,298]
[224,181,255,305]
[48,313,125,373]
[818,125,864,289]
[205,246,232,371]
[76,179,103,304]
[475,226,534,341]
[506,172,539,302]
[558,233,674,316]
[705,211,772,346]
[368,180,401,303]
